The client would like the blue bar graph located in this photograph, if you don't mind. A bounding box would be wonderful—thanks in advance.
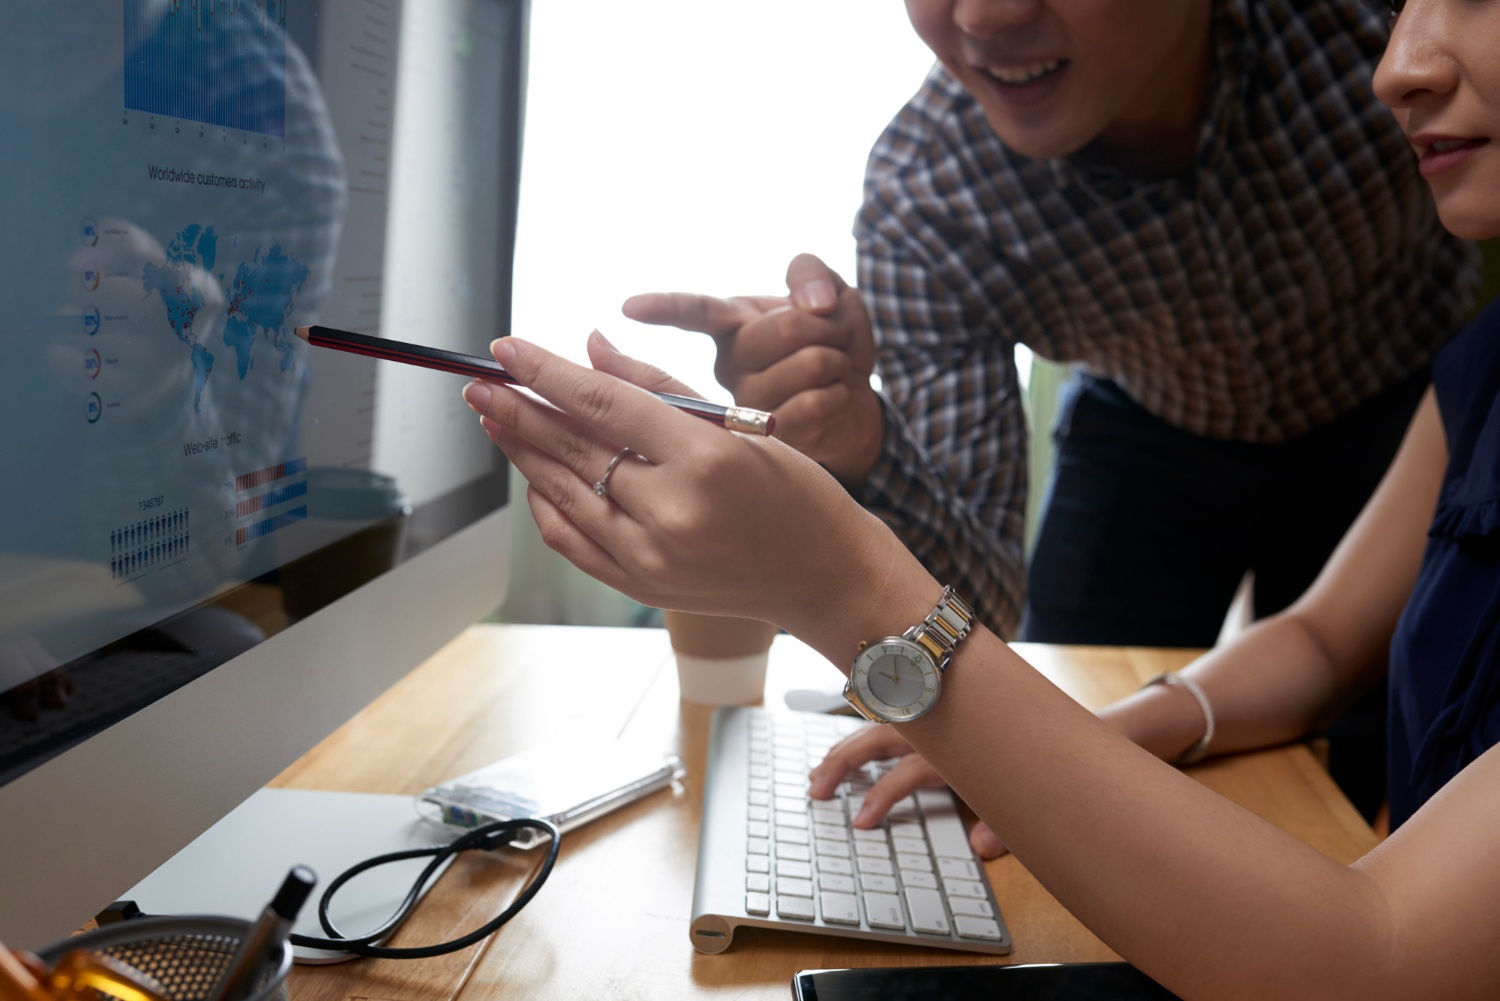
[237,505,307,545]
[123,0,289,136]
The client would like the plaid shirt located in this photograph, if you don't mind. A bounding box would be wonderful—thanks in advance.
[852,0,1479,638]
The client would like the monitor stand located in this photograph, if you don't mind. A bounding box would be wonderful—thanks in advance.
[125,788,456,964]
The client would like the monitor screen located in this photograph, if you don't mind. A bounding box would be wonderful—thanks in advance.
[0,0,524,946]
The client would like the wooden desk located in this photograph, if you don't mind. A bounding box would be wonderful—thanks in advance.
[274,624,1377,1001]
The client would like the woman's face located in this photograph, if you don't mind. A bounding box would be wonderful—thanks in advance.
[1373,0,1500,240]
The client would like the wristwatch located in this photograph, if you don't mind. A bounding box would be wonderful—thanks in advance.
[844,586,975,723]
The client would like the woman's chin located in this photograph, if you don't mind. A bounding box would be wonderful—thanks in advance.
[1433,194,1500,242]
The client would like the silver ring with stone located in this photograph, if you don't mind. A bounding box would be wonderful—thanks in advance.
[593,447,634,499]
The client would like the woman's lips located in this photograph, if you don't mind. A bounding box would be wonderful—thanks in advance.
[1416,137,1489,179]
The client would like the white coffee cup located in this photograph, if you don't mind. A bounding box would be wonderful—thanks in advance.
[664,610,778,706]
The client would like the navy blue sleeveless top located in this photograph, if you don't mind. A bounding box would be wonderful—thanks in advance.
[1388,297,1500,830]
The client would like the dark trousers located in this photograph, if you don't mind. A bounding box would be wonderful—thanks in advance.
[1021,371,1429,820]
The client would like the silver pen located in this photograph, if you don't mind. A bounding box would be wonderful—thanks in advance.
[211,866,316,1001]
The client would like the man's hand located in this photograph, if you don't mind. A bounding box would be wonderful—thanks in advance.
[622,254,885,484]
[808,723,1008,859]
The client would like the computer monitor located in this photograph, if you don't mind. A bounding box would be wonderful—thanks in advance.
[0,0,527,948]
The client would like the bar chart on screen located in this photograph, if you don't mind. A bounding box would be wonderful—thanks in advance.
[122,0,289,136]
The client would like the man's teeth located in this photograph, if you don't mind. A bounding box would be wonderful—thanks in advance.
[984,60,1062,84]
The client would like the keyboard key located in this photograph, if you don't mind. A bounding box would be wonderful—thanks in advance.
[777,896,817,921]
[896,853,932,872]
[777,877,814,898]
[746,873,770,893]
[944,878,987,899]
[901,869,938,890]
[904,887,951,935]
[857,856,893,876]
[950,897,993,918]
[818,856,854,876]
[779,843,812,862]
[819,874,856,894]
[748,837,769,855]
[746,892,770,916]
[954,915,1003,941]
[747,856,770,874]
[863,891,905,930]
[854,839,891,859]
[748,821,769,838]
[860,873,898,894]
[893,837,928,855]
[937,858,980,881]
[777,859,812,879]
[811,804,845,825]
[814,823,848,841]
[851,826,887,842]
[775,825,810,844]
[820,891,861,926]
[815,839,851,858]
[915,790,971,859]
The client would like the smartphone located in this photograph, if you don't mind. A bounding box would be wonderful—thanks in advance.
[791,962,1182,1001]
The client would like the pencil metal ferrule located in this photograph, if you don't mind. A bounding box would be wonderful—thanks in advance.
[724,406,775,437]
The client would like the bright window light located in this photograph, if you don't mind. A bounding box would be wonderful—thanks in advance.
[513,1,936,401]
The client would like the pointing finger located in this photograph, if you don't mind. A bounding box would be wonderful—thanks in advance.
[622,292,784,338]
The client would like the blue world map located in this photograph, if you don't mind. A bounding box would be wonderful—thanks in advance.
[141,223,309,411]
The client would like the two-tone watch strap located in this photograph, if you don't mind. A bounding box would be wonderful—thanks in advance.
[905,585,975,673]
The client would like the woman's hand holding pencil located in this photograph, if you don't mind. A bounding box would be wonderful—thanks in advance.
[456,329,919,647]
[294,325,775,437]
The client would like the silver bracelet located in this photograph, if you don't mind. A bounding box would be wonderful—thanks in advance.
[1141,672,1215,765]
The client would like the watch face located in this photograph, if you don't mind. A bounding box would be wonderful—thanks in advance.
[854,640,940,721]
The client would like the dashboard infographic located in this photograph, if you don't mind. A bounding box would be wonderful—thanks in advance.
[0,0,512,771]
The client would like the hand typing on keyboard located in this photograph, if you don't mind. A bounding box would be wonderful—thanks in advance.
[809,725,1008,860]
[690,707,1010,955]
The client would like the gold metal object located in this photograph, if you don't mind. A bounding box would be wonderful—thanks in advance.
[723,406,774,437]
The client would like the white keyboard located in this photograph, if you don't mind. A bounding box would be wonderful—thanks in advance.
[689,706,1011,955]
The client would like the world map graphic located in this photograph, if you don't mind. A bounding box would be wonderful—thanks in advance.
[140,223,309,411]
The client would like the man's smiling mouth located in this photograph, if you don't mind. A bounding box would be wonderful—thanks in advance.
[981,59,1067,85]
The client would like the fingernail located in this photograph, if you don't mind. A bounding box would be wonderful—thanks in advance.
[492,337,517,367]
[974,826,1002,857]
[852,805,872,827]
[462,381,491,410]
[798,279,836,311]
[590,328,619,352]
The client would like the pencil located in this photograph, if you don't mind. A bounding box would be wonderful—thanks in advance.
[294,325,776,437]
